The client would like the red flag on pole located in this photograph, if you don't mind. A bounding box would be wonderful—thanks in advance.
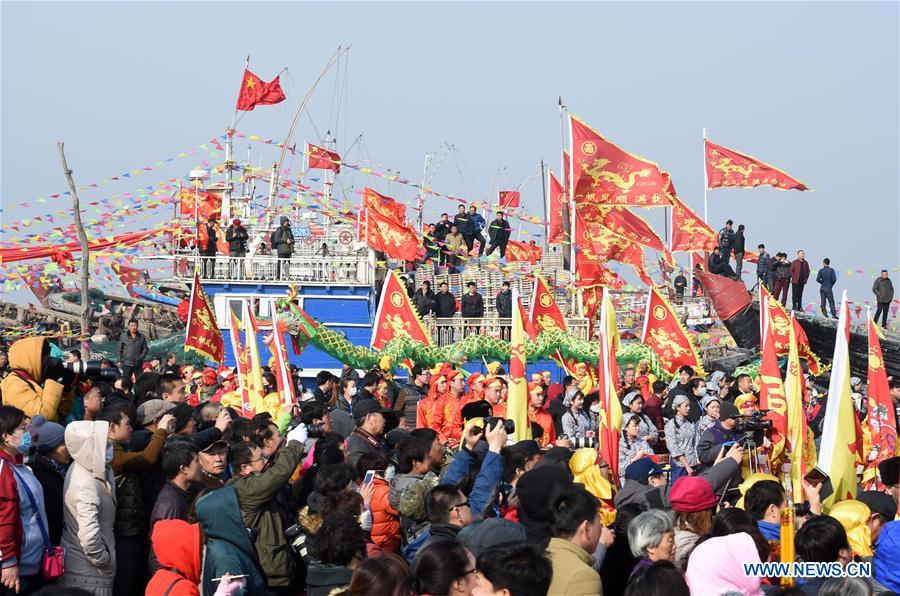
[705,139,809,191]
[236,68,286,111]
[640,285,703,375]
[670,195,718,253]
[371,269,433,350]
[307,143,341,173]
[185,272,224,363]
[498,190,520,209]
[505,240,542,263]
[547,169,565,245]
[862,315,898,490]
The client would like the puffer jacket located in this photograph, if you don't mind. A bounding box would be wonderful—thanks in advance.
[60,421,117,593]
[111,428,166,538]
[146,519,201,596]
[0,337,73,422]
[369,476,400,552]
[0,451,48,577]
[227,440,304,588]
[196,487,267,596]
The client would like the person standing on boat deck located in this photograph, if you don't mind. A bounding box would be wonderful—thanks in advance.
[225,218,249,279]
[199,213,218,278]
[756,244,771,290]
[485,211,512,259]
[466,205,487,257]
[773,252,791,305]
[816,257,838,318]
[271,215,294,280]
[732,224,746,280]
[453,205,472,251]
[873,270,895,327]
[118,318,148,389]
[789,249,810,311]
[433,213,452,266]
[717,219,735,267]
[673,269,687,304]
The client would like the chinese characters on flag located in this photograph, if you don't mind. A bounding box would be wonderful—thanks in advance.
[185,273,224,363]
[307,143,341,173]
[705,139,809,191]
[546,169,565,245]
[371,269,433,350]
[504,240,542,264]
[640,286,703,375]
[235,68,287,111]
[862,315,898,490]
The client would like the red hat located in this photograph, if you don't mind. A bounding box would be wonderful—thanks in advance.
[233,218,241,225]
[670,476,717,512]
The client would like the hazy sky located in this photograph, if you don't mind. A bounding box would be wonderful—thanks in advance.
[2,1,898,308]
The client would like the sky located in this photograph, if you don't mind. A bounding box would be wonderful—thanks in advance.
[2,1,898,310]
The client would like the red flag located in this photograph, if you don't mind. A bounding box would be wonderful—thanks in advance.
[517,297,538,341]
[862,316,897,489]
[597,289,622,489]
[670,195,718,253]
[577,202,669,256]
[179,187,222,219]
[758,295,788,458]
[505,240,542,263]
[228,310,255,418]
[111,262,149,298]
[307,142,341,173]
[263,317,296,407]
[236,68,286,111]
[498,190,520,209]
[574,208,652,285]
[361,188,422,261]
[576,251,626,290]
[529,275,567,333]
[185,273,224,363]
[570,114,673,208]
[547,169,565,245]
[705,139,809,191]
[761,285,825,374]
[640,285,703,374]
[372,269,433,350]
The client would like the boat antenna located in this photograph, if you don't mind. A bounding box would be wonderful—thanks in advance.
[267,45,350,211]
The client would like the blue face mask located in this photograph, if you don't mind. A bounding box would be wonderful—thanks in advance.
[16,431,31,454]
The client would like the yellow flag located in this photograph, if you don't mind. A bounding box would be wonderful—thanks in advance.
[785,313,815,503]
[598,289,623,481]
[242,301,266,415]
[818,292,859,510]
[507,289,530,441]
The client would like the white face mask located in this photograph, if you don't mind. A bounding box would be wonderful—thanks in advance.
[349,387,358,397]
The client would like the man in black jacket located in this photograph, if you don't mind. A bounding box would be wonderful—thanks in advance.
[708,247,736,279]
[434,214,453,265]
[271,216,294,279]
[485,212,512,258]
[495,282,512,318]
[200,213,219,278]
[453,205,471,249]
[225,218,249,279]
[816,258,838,318]
[434,282,457,318]
[413,281,435,318]
[717,219,735,265]
[732,224,746,280]
[118,318,148,388]
[461,282,485,318]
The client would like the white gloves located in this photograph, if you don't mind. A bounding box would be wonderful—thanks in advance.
[286,422,308,445]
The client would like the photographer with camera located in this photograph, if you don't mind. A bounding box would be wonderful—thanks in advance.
[0,337,75,422]
[440,416,506,514]
[697,402,771,490]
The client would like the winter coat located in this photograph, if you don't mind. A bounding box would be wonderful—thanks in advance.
[873,277,895,303]
[674,527,701,569]
[369,476,400,552]
[111,428,166,538]
[118,330,149,367]
[31,454,66,544]
[816,266,837,291]
[546,537,602,596]
[195,487,267,596]
[756,252,771,279]
[271,223,294,256]
[717,227,734,252]
[453,213,471,236]
[487,218,512,245]
[346,427,383,469]
[433,220,452,242]
[789,258,810,284]
[433,291,457,318]
[225,224,249,255]
[732,230,745,254]
[0,337,74,422]
[495,289,513,318]
[394,382,427,430]
[0,450,48,577]
[460,292,484,317]
[61,420,117,594]
[469,212,486,234]
[413,289,435,317]
[146,519,201,596]
[613,478,652,509]
[226,439,304,588]
[445,232,464,254]
[149,481,193,529]
[306,561,353,596]
[775,259,791,281]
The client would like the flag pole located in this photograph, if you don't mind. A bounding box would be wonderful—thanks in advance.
[540,159,548,252]
[702,127,709,223]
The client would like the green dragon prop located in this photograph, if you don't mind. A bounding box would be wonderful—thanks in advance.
[275,299,669,377]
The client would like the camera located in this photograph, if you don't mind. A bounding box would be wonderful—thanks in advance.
[793,501,810,517]
[570,436,598,449]
[482,416,515,435]
[306,422,326,439]
[284,523,309,557]
[63,360,117,382]
[734,410,773,433]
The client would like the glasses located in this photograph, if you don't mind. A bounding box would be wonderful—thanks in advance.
[452,500,470,510]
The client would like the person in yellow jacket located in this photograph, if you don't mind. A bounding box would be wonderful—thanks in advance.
[0,337,73,422]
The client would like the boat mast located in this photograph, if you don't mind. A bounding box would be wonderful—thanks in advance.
[416,152,432,233]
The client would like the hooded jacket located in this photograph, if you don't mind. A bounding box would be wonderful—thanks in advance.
[685,533,763,596]
[0,337,73,422]
[369,476,400,552]
[60,420,117,591]
[271,218,294,256]
[195,487,266,596]
[146,519,201,596]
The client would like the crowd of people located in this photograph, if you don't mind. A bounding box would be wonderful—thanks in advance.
[0,330,899,596]
[707,219,894,325]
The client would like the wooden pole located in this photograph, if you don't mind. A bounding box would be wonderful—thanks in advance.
[57,142,92,340]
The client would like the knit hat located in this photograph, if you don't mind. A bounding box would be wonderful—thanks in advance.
[878,456,900,487]
[463,518,526,557]
[719,401,740,421]
[32,416,65,455]
[670,476,717,512]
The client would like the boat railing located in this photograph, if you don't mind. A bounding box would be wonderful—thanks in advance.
[171,253,372,285]
[423,316,590,346]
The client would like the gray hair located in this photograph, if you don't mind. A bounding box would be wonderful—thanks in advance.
[819,578,873,596]
[628,510,673,558]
